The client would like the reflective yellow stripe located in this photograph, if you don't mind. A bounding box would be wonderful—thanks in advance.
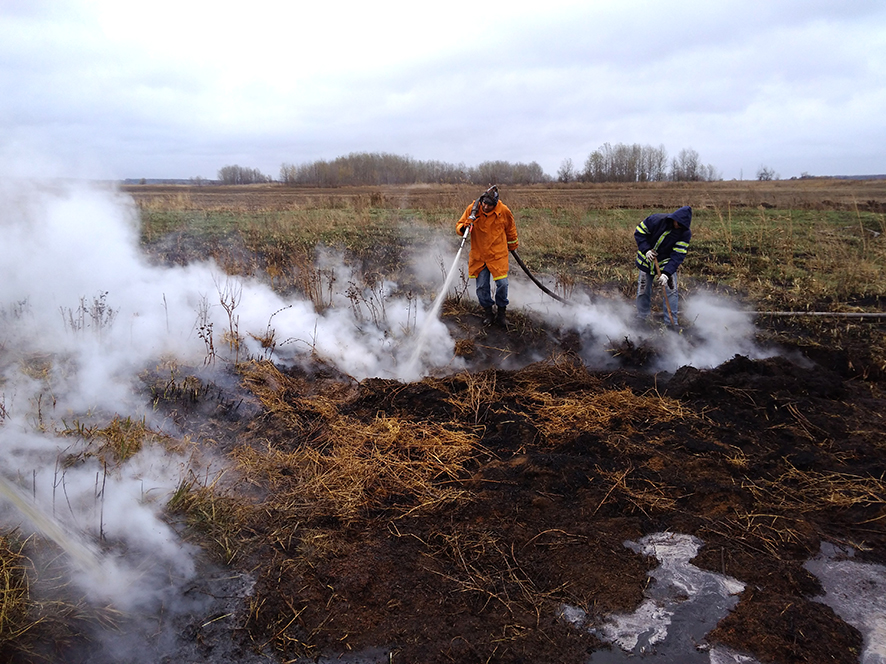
[653,230,670,251]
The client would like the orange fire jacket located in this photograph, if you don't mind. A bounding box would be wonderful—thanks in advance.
[456,200,519,280]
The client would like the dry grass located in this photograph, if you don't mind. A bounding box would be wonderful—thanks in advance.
[59,415,180,464]
[125,180,886,215]
[445,370,499,424]
[593,466,680,516]
[132,181,886,309]
[231,415,478,525]
[0,532,123,660]
[0,534,32,647]
[699,465,886,556]
[220,361,482,532]
[417,527,564,622]
[744,466,886,513]
[167,474,246,564]
[533,389,690,446]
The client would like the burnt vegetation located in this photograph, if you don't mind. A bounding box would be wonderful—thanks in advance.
[2,180,886,663]
[148,344,884,664]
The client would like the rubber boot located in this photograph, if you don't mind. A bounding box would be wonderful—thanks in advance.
[495,306,507,328]
[481,307,495,326]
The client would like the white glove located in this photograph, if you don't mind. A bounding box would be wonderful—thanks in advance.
[657,273,669,287]
[645,250,657,262]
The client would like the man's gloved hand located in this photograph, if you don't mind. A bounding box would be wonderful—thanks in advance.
[645,249,657,262]
[657,273,669,287]
[457,223,472,236]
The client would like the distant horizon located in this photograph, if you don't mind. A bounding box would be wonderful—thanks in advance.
[118,174,886,185]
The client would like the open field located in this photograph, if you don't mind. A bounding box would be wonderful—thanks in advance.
[124,178,886,213]
[2,180,886,663]
[129,179,886,311]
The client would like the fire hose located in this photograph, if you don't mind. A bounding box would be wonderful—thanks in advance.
[458,226,568,304]
[510,250,569,304]
[462,184,570,305]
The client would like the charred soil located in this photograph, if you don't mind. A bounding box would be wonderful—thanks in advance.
[153,307,886,664]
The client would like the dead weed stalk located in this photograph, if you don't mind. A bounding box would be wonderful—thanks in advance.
[447,370,498,424]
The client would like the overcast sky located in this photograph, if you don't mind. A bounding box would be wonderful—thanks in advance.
[2,0,884,181]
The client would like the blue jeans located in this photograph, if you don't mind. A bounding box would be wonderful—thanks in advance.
[637,271,678,325]
[475,267,509,309]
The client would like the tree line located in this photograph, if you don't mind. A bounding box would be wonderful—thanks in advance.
[217,164,274,185]
[557,144,720,183]
[277,153,547,186]
[217,144,726,186]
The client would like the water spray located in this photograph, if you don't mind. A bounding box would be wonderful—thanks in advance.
[0,474,104,577]
[403,223,472,378]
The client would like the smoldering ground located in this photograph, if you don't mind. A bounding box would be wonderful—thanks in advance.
[0,179,801,663]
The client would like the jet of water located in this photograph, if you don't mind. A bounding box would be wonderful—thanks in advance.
[403,227,470,378]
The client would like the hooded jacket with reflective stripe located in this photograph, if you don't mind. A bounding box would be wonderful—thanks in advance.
[634,205,692,276]
[456,200,519,280]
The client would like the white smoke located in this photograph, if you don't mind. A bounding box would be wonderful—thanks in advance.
[0,177,462,628]
[0,174,773,659]
[508,272,774,373]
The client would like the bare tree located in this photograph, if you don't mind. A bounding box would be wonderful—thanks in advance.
[756,165,779,181]
[644,144,669,182]
[671,148,701,181]
[580,143,670,183]
[557,158,575,183]
[280,152,550,186]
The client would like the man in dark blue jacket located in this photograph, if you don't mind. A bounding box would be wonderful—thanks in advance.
[634,206,692,326]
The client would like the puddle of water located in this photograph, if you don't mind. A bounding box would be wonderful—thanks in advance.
[560,532,760,663]
[804,542,886,664]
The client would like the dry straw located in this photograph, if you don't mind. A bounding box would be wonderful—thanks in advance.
[233,361,481,526]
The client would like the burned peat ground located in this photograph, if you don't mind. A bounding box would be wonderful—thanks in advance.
[4,183,886,664]
[152,306,886,664]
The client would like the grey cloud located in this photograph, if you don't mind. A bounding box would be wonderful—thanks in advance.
[2,1,884,180]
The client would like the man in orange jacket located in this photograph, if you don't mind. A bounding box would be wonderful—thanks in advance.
[456,186,519,327]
